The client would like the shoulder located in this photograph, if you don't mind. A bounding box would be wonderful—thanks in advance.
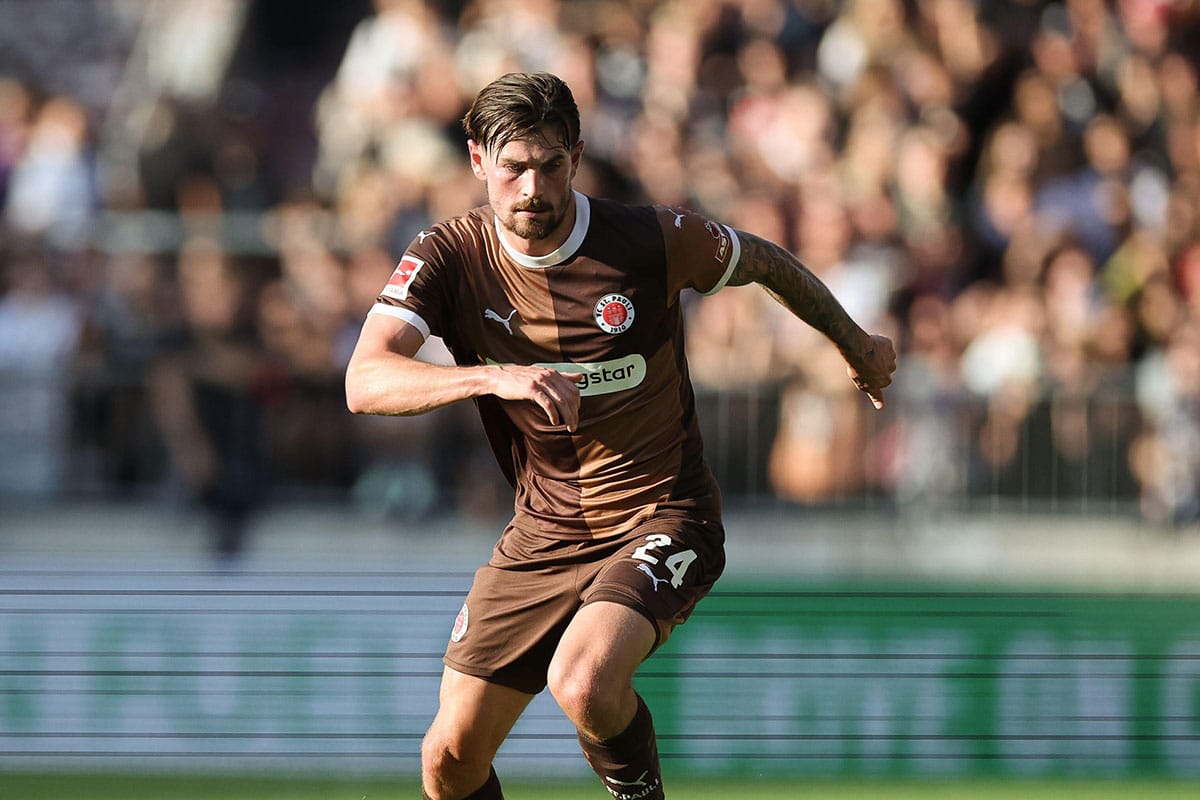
[389,206,497,285]
[405,205,492,259]
[652,204,741,295]
[586,196,660,233]
[653,204,736,257]
[581,197,667,265]
[378,208,491,305]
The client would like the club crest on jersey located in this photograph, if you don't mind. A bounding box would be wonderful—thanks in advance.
[593,293,635,334]
[450,602,469,643]
[382,256,425,301]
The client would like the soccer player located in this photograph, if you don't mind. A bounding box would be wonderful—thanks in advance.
[345,72,896,800]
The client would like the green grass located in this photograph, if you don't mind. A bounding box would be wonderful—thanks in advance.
[1,773,1199,800]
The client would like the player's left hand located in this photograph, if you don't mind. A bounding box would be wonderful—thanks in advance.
[845,333,897,410]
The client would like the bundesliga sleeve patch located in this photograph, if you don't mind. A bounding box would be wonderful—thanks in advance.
[382,256,425,301]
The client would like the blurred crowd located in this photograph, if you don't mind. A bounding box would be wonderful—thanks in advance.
[2,0,1199,554]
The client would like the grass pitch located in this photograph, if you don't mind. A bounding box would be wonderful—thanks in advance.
[1,773,1199,799]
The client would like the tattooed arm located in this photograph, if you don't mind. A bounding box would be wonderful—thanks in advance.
[727,229,897,409]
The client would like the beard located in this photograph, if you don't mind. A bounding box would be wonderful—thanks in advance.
[503,199,566,241]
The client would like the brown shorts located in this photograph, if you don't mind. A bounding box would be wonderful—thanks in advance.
[443,511,725,694]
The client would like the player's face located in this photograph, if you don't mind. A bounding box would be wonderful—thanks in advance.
[469,129,583,254]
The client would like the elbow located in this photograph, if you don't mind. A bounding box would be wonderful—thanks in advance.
[344,364,408,416]
[344,368,372,415]
[345,393,367,416]
[345,388,367,416]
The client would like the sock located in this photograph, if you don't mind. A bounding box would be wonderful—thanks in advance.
[421,765,502,800]
[577,694,664,800]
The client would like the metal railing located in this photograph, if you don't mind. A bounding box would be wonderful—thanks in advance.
[0,367,1153,519]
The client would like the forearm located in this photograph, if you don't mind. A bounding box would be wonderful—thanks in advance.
[345,352,496,416]
[345,314,584,427]
[727,230,872,358]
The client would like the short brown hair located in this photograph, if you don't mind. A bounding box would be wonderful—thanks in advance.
[463,72,580,154]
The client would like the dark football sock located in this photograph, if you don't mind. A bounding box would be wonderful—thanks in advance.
[577,694,664,799]
[421,765,502,800]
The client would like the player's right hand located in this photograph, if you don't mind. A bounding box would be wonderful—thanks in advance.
[488,364,584,432]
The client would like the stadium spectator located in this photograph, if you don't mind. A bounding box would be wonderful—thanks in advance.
[889,293,968,505]
[76,251,177,491]
[3,95,95,247]
[148,236,270,558]
[1132,319,1200,524]
[313,0,459,201]
[0,78,32,208]
[0,242,83,498]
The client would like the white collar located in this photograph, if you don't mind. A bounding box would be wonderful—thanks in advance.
[493,191,590,269]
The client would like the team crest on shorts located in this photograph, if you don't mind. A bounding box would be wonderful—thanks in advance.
[450,602,469,643]
[594,293,635,334]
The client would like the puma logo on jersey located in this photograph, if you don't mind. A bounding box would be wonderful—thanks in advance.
[637,564,670,592]
[417,230,435,244]
[483,308,518,335]
[670,209,685,228]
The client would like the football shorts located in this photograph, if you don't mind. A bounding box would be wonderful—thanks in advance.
[442,511,725,694]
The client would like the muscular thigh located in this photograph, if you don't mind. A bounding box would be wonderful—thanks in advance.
[427,665,534,759]
[442,515,725,693]
[443,526,588,694]
[580,513,726,647]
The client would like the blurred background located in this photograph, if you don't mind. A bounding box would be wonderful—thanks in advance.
[1,0,1199,793]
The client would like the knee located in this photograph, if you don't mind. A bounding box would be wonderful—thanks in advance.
[547,660,626,735]
[421,727,491,792]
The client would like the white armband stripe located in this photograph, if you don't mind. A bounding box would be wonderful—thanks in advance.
[369,303,431,340]
[700,225,741,295]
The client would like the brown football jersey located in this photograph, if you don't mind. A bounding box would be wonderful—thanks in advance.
[370,192,742,540]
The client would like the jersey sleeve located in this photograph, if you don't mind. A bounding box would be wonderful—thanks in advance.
[657,205,742,298]
[369,224,455,340]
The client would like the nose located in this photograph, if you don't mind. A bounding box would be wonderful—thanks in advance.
[520,167,542,199]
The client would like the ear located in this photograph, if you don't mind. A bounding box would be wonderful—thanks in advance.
[467,139,488,181]
[569,139,585,178]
